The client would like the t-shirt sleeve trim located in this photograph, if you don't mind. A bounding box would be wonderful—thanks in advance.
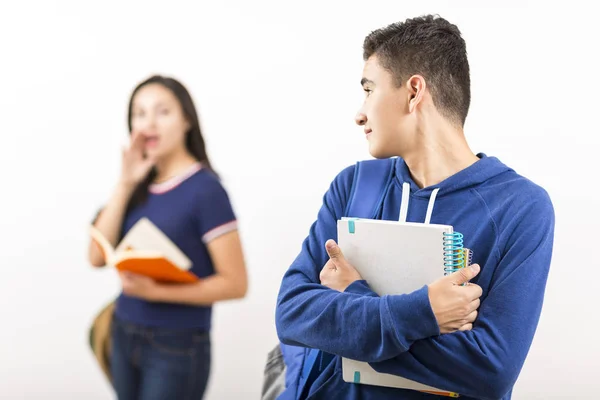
[202,220,238,243]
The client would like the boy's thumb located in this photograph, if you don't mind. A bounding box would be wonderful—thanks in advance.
[449,263,480,285]
[325,239,346,263]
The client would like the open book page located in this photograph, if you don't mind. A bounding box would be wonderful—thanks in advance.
[89,220,197,283]
[89,225,116,264]
[115,218,192,270]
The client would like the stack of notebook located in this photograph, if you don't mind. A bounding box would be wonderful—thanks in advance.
[337,217,473,398]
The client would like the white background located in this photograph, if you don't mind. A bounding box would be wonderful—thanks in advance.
[1,1,598,399]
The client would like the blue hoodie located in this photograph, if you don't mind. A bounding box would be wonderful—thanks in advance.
[275,154,554,400]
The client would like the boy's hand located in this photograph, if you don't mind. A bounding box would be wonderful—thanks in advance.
[320,239,363,292]
[428,264,482,333]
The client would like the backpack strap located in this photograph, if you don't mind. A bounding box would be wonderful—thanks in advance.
[295,158,395,399]
[345,158,396,218]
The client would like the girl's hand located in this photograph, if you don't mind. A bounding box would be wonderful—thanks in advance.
[120,131,155,186]
[119,271,161,301]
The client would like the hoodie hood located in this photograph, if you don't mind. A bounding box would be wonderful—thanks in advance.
[394,153,513,223]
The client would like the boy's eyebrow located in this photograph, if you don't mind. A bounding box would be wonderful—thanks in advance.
[361,78,374,87]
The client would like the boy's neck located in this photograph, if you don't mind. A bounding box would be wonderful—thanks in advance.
[402,119,479,189]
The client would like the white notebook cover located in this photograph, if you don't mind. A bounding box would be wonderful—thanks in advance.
[337,218,455,395]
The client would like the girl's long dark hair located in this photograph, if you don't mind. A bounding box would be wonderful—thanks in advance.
[125,75,217,212]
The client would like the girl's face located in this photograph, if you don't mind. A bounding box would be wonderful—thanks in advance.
[130,83,190,161]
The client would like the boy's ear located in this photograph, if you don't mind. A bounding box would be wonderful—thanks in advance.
[407,75,426,113]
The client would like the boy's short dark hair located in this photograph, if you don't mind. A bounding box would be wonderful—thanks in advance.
[363,14,471,126]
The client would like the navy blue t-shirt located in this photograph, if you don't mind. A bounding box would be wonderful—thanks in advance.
[114,163,237,330]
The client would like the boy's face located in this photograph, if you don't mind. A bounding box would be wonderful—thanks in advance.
[355,55,413,158]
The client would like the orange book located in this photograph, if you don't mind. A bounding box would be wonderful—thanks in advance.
[90,218,198,283]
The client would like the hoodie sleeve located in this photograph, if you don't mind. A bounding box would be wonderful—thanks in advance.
[275,166,440,362]
[370,191,555,400]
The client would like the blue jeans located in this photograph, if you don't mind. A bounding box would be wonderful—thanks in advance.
[111,316,211,400]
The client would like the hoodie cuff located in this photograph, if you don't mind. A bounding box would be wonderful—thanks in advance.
[344,280,378,297]
[383,285,440,350]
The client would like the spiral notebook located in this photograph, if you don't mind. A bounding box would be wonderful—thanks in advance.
[337,218,472,398]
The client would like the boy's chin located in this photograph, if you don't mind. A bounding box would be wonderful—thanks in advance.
[368,145,394,160]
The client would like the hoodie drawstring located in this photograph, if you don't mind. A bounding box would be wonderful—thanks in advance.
[399,182,411,223]
[424,188,440,224]
[398,182,440,225]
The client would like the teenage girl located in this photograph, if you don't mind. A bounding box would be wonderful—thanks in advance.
[88,75,248,399]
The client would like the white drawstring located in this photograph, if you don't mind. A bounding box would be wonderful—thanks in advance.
[398,183,440,224]
[399,182,410,222]
[424,188,440,224]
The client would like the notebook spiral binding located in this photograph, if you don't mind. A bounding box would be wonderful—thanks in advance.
[464,248,473,267]
[443,232,464,275]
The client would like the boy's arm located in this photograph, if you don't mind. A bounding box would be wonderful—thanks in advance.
[370,195,555,400]
[275,166,441,362]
